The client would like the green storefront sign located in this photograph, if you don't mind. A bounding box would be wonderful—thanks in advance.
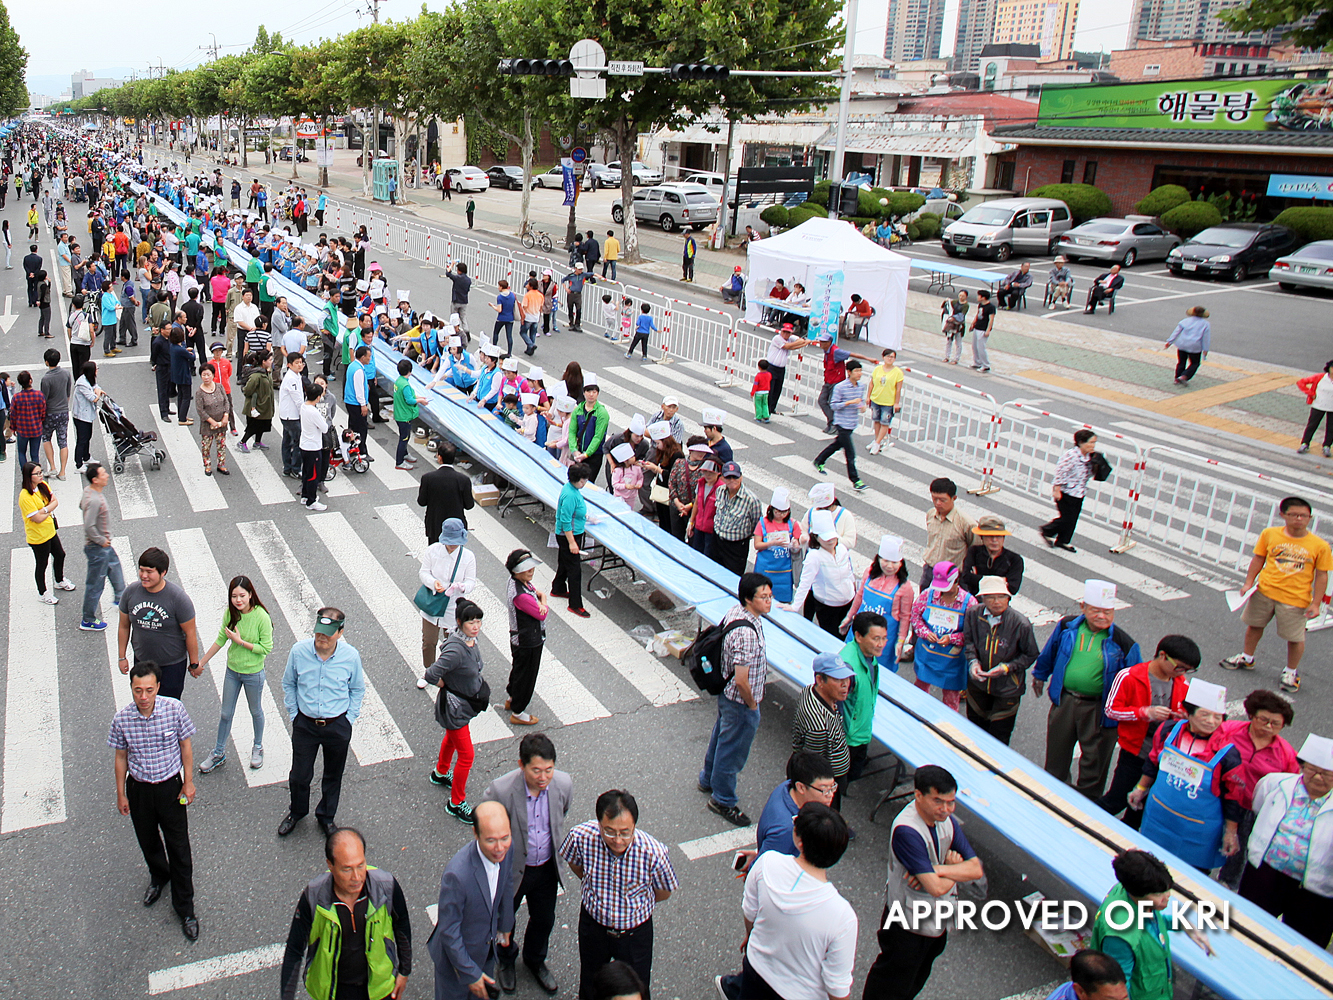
[1037,78,1333,133]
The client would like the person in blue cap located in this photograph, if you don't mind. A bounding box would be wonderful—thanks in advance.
[791,652,854,810]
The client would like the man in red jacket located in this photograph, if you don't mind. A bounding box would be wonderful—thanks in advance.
[1095,634,1198,828]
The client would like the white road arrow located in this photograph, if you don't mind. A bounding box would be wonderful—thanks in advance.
[0,296,17,334]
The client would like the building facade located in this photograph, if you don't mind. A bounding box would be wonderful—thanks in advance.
[992,0,1079,60]
[71,71,125,100]
[1109,39,1291,81]
[885,0,948,62]
[1128,0,1294,46]
[953,0,998,72]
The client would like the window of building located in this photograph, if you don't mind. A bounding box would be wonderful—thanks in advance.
[996,160,1016,190]
[1027,84,1042,97]
[1143,64,1161,75]
[1061,159,1076,183]
[1083,161,1098,185]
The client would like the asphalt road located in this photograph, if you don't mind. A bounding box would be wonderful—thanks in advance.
[0,166,1324,999]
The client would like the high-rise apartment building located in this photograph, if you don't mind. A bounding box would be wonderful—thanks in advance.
[992,0,1079,59]
[1128,0,1291,46]
[885,0,948,62]
[953,0,998,71]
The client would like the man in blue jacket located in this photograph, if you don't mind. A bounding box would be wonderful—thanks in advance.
[1032,580,1141,799]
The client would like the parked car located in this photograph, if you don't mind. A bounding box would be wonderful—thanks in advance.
[1057,217,1182,266]
[1166,223,1297,282]
[444,166,490,192]
[1270,239,1333,292]
[605,160,664,187]
[906,199,965,224]
[278,145,309,162]
[940,197,1073,260]
[533,166,566,189]
[485,165,528,190]
[583,164,613,189]
[612,183,718,232]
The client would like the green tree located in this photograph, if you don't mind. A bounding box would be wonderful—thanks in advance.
[244,49,303,179]
[0,2,27,118]
[1217,0,1333,46]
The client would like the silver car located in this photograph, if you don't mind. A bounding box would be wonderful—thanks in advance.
[612,184,718,232]
[1271,239,1333,292]
[1057,218,1181,267]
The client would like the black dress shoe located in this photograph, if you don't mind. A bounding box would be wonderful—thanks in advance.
[277,812,301,836]
[318,819,338,838]
[143,883,163,907]
[497,959,517,993]
[526,962,559,994]
[181,915,199,941]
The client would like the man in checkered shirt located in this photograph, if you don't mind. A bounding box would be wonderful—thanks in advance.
[108,660,199,941]
[559,789,678,999]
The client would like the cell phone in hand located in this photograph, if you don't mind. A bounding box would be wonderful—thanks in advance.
[732,851,748,871]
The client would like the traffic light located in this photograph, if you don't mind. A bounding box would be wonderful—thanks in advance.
[497,58,575,76]
[668,64,730,81]
[836,181,861,216]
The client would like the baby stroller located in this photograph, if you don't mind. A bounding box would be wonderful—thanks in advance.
[328,427,370,475]
[98,396,165,474]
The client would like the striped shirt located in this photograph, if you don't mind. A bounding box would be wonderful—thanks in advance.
[714,483,763,542]
[108,696,197,783]
[792,684,850,778]
[558,821,679,930]
[721,604,768,704]
[1052,447,1093,499]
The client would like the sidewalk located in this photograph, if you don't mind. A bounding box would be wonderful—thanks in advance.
[147,143,1314,454]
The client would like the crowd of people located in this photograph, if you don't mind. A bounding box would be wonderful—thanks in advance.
[8,123,1331,1000]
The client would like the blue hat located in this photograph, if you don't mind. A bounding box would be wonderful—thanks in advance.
[439,518,468,546]
[812,653,854,680]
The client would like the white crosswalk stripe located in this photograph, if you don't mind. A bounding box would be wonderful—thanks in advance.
[594,381,749,453]
[362,433,417,489]
[102,536,136,706]
[228,437,300,504]
[99,421,158,519]
[149,411,227,511]
[2,547,65,833]
[375,503,622,726]
[0,446,13,532]
[306,509,513,744]
[163,528,292,786]
[605,365,795,447]
[238,518,413,765]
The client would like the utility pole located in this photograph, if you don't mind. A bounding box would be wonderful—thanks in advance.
[200,34,224,159]
[358,0,384,196]
[828,0,860,218]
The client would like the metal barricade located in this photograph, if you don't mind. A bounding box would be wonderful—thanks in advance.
[657,298,733,370]
[993,403,1144,552]
[1135,446,1333,573]
[894,368,1002,495]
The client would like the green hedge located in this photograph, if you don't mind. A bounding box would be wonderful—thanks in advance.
[1134,184,1191,217]
[787,206,824,227]
[810,179,831,208]
[1028,183,1112,222]
[759,204,788,228]
[1161,200,1223,237]
[914,213,941,239]
[796,202,827,218]
[1273,207,1333,243]
[907,222,921,241]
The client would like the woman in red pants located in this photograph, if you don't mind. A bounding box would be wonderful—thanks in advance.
[425,599,489,824]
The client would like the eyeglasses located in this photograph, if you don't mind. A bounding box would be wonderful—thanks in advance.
[1251,717,1285,729]
[1162,655,1197,673]
[600,829,635,842]
[807,782,838,797]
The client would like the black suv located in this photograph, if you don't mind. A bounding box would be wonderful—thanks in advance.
[1165,222,1298,282]
[485,165,527,190]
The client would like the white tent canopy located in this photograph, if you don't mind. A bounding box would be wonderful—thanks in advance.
[744,217,911,350]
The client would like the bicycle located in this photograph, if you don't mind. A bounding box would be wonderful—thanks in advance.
[521,226,553,252]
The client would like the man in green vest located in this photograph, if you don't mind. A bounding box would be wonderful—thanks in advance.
[840,610,888,781]
[280,827,412,1000]
[245,253,263,298]
[392,358,420,471]
[1092,850,1213,1000]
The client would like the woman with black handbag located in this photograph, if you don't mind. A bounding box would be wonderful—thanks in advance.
[424,598,489,825]
[1040,428,1100,553]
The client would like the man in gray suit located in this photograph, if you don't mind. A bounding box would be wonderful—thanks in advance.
[427,801,516,1000]
[482,733,573,995]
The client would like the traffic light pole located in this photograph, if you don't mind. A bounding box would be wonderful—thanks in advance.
[828,0,860,220]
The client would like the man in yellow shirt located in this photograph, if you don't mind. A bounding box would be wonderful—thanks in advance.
[602,229,620,281]
[1223,496,1331,693]
[866,348,903,455]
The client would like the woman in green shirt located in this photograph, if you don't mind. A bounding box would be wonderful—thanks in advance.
[196,575,275,773]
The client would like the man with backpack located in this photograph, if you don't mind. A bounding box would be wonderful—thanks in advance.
[697,571,772,827]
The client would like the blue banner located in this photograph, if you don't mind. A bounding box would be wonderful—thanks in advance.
[1267,173,1333,200]
[808,267,844,342]
[561,165,576,206]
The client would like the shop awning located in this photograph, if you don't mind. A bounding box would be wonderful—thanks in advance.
[812,124,976,159]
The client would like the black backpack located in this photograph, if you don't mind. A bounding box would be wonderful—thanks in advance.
[683,618,757,695]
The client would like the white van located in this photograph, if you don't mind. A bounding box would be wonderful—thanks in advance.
[940,197,1073,261]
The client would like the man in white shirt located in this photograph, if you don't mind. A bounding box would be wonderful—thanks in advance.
[764,323,808,416]
[278,353,306,480]
[232,288,260,364]
[733,802,857,1000]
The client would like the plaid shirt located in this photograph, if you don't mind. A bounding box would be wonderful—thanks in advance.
[8,388,45,438]
[108,696,197,783]
[714,483,763,542]
[721,604,768,704]
[558,821,679,930]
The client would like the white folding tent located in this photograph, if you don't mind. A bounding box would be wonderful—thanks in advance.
[744,217,912,349]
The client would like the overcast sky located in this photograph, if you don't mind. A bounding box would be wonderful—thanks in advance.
[16,0,1133,95]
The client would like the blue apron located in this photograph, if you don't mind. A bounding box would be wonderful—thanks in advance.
[753,520,796,602]
[855,576,902,673]
[913,590,968,690]
[1140,721,1233,870]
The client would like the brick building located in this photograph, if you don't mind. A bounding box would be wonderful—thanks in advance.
[1109,39,1291,81]
[992,77,1333,216]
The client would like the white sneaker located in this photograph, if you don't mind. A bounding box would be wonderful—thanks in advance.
[38,593,58,605]
[305,500,328,512]
[55,579,77,591]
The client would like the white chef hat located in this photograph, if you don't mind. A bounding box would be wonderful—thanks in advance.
[480,342,503,357]
[501,357,519,371]
[628,414,646,436]
[610,442,635,463]
[1298,734,1333,770]
[583,371,598,388]
[555,395,577,413]
[701,407,726,427]
[388,308,400,319]
[519,392,539,406]
[879,535,903,562]
[647,420,672,441]
[770,487,790,510]
[396,289,410,302]
[808,482,835,507]
[809,508,836,539]
[448,335,461,348]
[527,366,544,380]
[1185,678,1226,714]
[1082,579,1117,609]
